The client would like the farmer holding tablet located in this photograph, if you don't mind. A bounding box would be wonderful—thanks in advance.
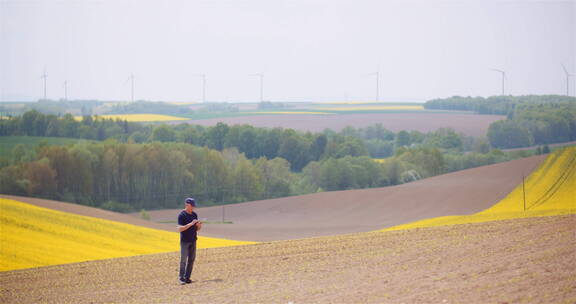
[177,197,202,285]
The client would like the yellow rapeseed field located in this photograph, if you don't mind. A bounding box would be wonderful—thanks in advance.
[384,147,576,231]
[0,199,255,271]
[314,105,424,111]
[74,114,188,122]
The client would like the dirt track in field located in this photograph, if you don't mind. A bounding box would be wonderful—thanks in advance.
[145,155,546,242]
[181,112,504,136]
[1,214,574,304]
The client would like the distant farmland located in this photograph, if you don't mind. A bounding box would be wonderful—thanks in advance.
[180,112,505,137]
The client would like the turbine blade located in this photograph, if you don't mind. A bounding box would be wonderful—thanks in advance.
[562,64,569,75]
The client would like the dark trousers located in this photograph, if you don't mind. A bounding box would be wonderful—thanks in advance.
[179,241,197,280]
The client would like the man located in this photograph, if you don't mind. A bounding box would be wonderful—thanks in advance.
[177,197,202,285]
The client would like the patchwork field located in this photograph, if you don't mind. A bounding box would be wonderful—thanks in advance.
[1,214,573,303]
[75,114,188,122]
[384,146,576,231]
[0,198,254,272]
[310,105,424,111]
[182,112,504,136]
[146,154,547,241]
[1,147,574,303]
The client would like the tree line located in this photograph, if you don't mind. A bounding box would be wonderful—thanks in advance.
[1,110,489,171]
[0,138,540,212]
[0,106,553,210]
[424,95,576,149]
[0,141,302,211]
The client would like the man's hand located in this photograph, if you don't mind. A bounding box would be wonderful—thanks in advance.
[178,219,199,232]
[196,221,203,232]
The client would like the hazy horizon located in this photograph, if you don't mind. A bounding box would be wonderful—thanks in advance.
[1,0,574,103]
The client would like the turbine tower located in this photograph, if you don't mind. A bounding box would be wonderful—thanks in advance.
[251,73,264,102]
[370,70,380,102]
[63,80,68,101]
[562,64,574,96]
[126,74,135,102]
[194,74,207,103]
[41,69,48,100]
[201,74,207,103]
[491,68,506,95]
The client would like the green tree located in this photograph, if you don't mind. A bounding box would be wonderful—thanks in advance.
[308,134,327,161]
[395,130,411,148]
[23,158,57,197]
[206,122,229,151]
[487,120,534,149]
[150,124,176,142]
[233,158,263,201]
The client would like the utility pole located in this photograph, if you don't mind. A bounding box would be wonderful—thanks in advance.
[491,69,506,95]
[522,174,526,211]
[41,69,48,100]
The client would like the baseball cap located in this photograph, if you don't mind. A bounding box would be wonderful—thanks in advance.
[185,197,196,206]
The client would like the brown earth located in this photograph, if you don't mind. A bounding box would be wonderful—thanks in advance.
[1,214,574,304]
[181,112,504,136]
[4,155,544,242]
[144,155,546,242]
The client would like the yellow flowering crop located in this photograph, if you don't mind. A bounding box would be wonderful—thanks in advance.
[74,114,188,122]
[384,147,576,231]
[0,199,255,271]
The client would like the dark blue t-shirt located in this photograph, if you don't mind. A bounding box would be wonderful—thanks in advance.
[178,210,198,242]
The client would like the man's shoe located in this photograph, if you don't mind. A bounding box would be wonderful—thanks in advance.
[185,279,192,284]
[179,279,187,285]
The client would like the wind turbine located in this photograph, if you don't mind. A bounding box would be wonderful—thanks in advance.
[250,73,264,102]
[63,80,68,101]
[370,70,380,102]
[125,74,135,102]
[561,64,575,96]
[491,68,506,95]
[193,74,207,103]
[40,69,48,100]
[201,74,206,103]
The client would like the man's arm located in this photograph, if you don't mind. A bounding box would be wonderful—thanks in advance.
[177,219,198,232]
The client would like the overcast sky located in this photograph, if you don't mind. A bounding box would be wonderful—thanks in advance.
[1,0,574,102]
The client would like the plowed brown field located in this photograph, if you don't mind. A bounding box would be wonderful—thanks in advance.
[145,155,546,241]
[4,155,546,242]
[1,215,574,304]
[182,112,504,136]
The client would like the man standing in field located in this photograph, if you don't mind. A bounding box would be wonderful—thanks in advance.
[178,197,202,285]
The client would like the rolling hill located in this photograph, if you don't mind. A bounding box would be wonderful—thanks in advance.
[145,154,547,241]
[0,198,254,271]
[1,214,573,303]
